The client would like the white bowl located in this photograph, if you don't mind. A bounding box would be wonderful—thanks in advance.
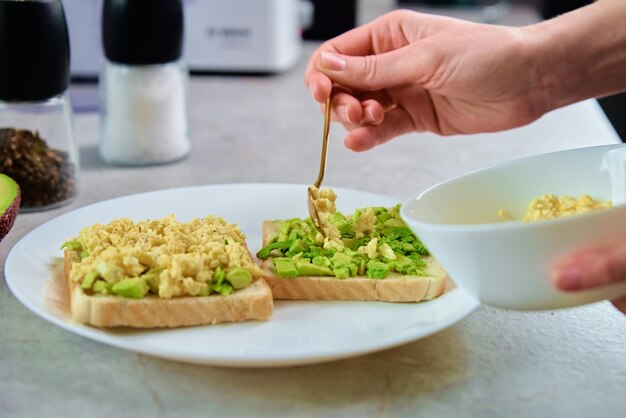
[401,144,626,310]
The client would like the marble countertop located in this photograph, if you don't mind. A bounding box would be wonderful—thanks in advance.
[2,41,626,418]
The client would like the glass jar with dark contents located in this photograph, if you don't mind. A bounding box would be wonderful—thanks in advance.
[0,0,77,212]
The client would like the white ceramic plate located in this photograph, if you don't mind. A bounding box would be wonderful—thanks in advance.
[5,183,478,367]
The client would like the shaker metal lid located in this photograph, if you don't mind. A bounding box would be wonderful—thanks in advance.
[103,0,184,65]
[0,0,70,101]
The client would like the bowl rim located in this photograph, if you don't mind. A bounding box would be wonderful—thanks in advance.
[401,143,626,233]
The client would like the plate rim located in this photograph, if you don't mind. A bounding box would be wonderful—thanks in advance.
[5,182,479,367]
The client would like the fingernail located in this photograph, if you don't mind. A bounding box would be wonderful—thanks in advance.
[365,105,375,123]
[339,105,352,123]
[321,52,346,71]
[556,267,584,291]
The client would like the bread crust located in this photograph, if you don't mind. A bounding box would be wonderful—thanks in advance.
[260,221,447,302]
[64,250,273,328]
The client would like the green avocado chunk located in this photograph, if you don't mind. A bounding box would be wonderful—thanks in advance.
[329,212,354,236]
[285,239,309,257]
[296,261,333,276]
[60,240,82,252]
[366,261,390,279]
[226,268,252,289]
[61,240,89,258]
[211,267,234,296]
[312,256,331,267]
[92,280,112,294]
[140,267,162,294]
[81,270,99,290]
[274,258,299,278]
[111,278,149,299]
[211,283,234,296]
[257,240,292,259]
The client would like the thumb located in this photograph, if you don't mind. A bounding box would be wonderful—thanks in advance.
[317,46,434,91]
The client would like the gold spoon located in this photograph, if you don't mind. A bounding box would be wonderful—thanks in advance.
[307,96,332,232]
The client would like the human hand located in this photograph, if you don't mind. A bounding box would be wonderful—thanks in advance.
[551,244,626,314]
[304,10,548,152]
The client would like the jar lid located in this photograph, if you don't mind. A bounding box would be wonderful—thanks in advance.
[103,0,184,65]
[0,0,70,101]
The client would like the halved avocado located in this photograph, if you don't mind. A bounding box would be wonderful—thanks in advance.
[0,173,20,242]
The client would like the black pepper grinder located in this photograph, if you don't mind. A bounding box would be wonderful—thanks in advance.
[0,0,78,212]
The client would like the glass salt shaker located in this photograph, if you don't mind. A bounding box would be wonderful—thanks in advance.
[99,0,190,166]
[0,0,78,212]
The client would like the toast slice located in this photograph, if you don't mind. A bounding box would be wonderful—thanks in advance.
[62,216,273,328]
[64,250,273,328]
[259,220,447,302]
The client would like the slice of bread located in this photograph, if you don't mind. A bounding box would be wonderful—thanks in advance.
[259,220,447,302]
[64,250,274,328]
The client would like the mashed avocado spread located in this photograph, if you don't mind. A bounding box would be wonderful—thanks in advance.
[62,215,261,299]
[257,187,429,279]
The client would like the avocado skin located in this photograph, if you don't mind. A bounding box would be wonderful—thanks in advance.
[0,177,20,242]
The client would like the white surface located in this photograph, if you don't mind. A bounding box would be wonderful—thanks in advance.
[402,144,626,310]
[5,184,478,367]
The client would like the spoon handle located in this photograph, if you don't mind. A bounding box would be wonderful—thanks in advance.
[313,96,332,188]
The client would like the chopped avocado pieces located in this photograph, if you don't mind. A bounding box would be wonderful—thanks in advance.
[382,218,404,227]
[285,239,309,257]
[140,267,162,293]
[66,238,252,298]
[256,240,292,259]
[296,261,333,276]
[60,240,82,252]
[329,212,354,236]
[226,268,252,289]
[61,240,89,258]
[211,283,234,296]
[333,265,351,279]
[78,263,247,299]
[92,280,112,294]
[81,270,99,290]
[312,256,331,267]
[274,258,299,278]
[211,267,234,296]
[213,266,225,282]
[111,278,149,299]
[258,204,429,280]
[367,261,390,279]
[331,252,352,264]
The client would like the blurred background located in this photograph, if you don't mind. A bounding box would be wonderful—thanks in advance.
[63,0,624,141]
